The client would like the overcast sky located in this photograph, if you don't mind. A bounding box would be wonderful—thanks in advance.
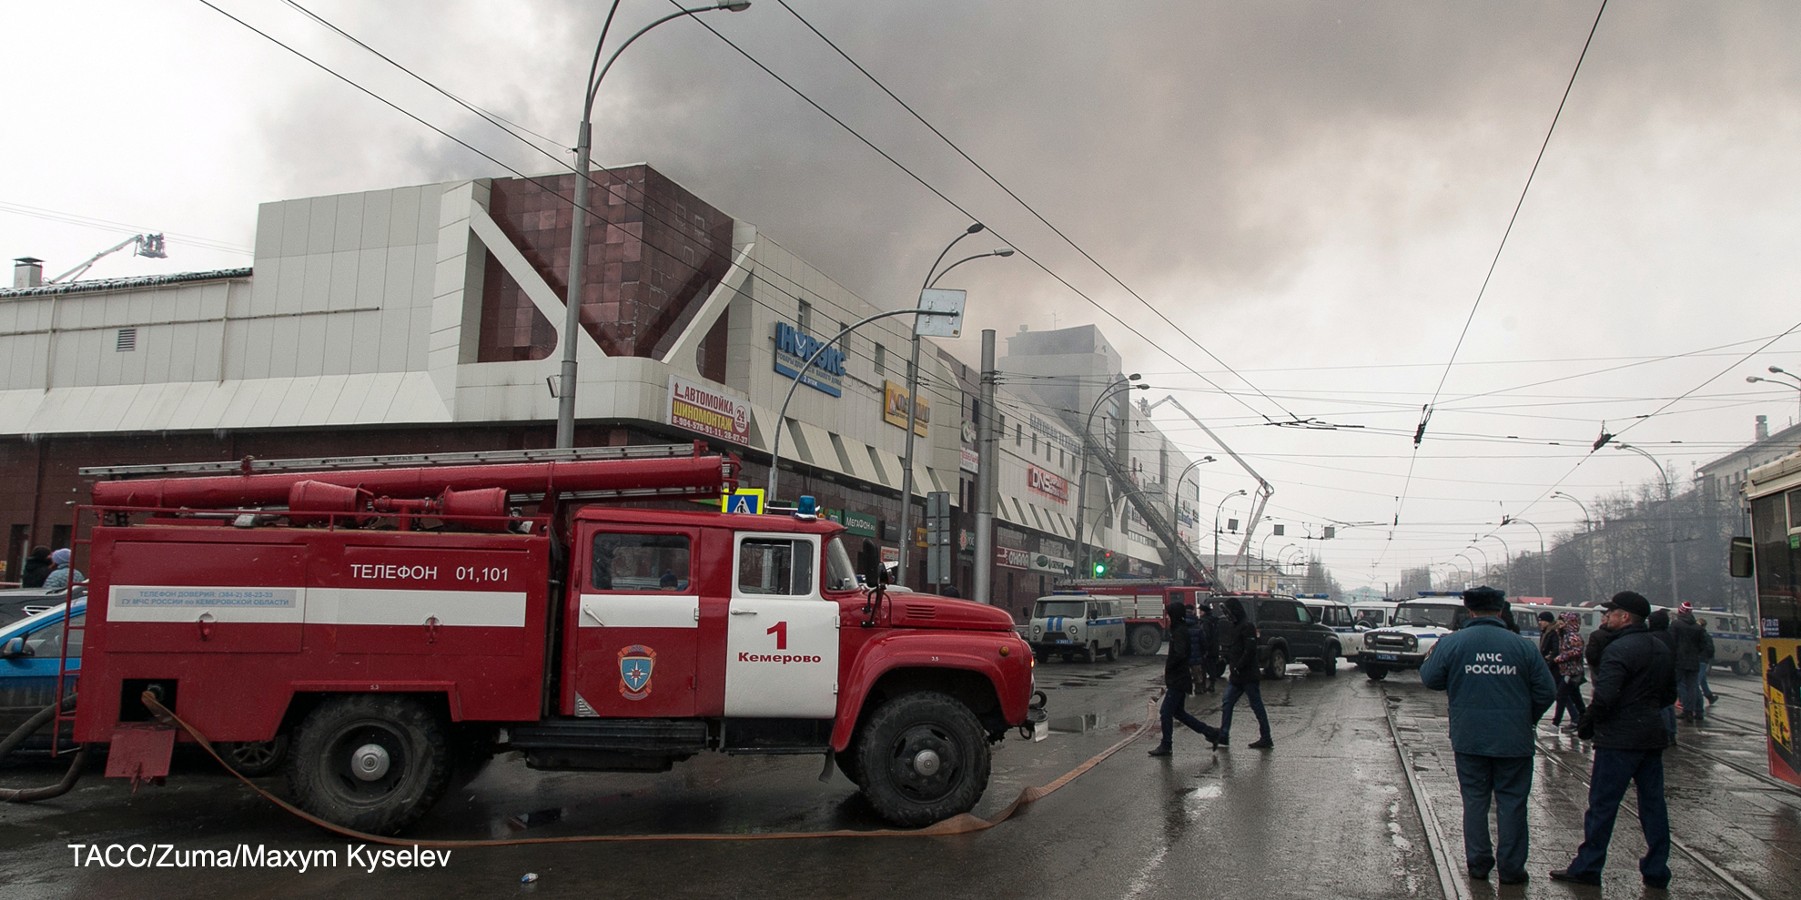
[8,1,1801,594]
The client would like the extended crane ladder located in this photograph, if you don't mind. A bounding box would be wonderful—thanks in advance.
[79,442,716,479]
[1076,428,1214,584]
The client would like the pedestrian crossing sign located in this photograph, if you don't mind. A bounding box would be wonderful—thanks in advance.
[721,488,765,515]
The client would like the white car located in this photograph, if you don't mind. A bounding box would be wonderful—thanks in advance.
[1359,598,1465,680]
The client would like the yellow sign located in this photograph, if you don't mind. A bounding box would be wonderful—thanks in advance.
[721,488,765,515]
[882,381,930,437]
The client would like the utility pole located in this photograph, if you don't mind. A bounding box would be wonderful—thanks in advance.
[973,329,998,605]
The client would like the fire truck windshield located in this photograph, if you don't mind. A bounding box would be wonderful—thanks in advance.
[825,535,859,591]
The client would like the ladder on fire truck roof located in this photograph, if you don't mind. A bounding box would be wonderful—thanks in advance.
[79,442,716,479]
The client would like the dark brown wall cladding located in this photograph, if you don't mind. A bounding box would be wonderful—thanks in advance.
[480,166,734,363]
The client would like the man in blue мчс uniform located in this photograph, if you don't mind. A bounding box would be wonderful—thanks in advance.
[1421,585,1556,885]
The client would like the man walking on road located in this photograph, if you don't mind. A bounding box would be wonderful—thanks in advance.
[1672,602,1708,723]
[1217,597,1274,749]
[1421,586,1556,885]
[1551,590,1677,890]
[1148,600,1225,756]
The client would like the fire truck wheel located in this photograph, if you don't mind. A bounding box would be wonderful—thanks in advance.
[289,696,452,835]
[1129,626,1163,656]
[855,692,990,827]
[223,736,289,777]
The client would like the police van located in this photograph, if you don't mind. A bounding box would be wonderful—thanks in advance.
[1027,593,1127,663]
[1694,610,1759,675]
[1299,595,1356,669]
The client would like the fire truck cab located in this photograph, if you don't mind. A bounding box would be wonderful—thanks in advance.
[66,444,1043,834]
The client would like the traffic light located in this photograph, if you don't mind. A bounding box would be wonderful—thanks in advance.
[1093,550,1114,577]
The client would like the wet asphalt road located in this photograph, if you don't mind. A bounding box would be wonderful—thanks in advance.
[1,655,1792,899]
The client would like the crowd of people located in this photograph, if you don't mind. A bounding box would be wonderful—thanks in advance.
[16,545,82,591]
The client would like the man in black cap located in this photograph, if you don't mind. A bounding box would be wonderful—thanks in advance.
[1421,586,1555,885]
[1551,590,1676,890]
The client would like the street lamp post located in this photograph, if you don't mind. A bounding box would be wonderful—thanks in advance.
[1465,544,1489,583]
[556,0,751,449]
[1501,516,1546,596]
[1486,534,1511,592]
[1073,376,1147,574]
[1168,455,1217,543]
[895,228,1012,583]
[1455,552,1478,588]
[1748,365,1801,421]
[1617,443,1679,604]
[1212,489,1247,587]
[1550,491,1591,531]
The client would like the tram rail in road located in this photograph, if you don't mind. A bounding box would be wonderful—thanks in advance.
[1379,676,1787,900]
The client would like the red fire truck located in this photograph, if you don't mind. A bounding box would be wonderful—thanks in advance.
[57,443,1043,833]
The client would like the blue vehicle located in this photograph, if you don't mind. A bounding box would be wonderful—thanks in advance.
[0,600,84,750]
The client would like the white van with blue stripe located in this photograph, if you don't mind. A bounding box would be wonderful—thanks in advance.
[1028,594,1127,663]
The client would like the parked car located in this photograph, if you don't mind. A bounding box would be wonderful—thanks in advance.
[0,600,84,751]
[1217,592,1340,677]
[0,585,82,628]
[1359,597,1465,680]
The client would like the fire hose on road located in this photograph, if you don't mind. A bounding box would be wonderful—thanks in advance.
[0,696,88,803]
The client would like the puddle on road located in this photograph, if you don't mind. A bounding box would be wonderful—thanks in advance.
[504,807,565,831]
[1048,713,1110,734]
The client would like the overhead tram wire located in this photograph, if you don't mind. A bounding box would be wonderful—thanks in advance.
[1377,0,1611,572]
[765,0,1293,426]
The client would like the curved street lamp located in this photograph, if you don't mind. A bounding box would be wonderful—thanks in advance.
[1074,375,1148,572]
[1501,516,1546,596]
[1169,455,1217,542]
[556,0,752,448]
[1748,365,1801,420]
[1455,552,1479,587]
[1212,489,1247,586]
[896,228,1012,580]
[1616,442,1678,604]
[1465,544,1489,583]
[1485,533,1511,591]
[1550,491,1591,531]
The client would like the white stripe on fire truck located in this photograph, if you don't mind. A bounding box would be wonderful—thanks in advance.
[577,594,700,629]
[107,584,527,628]
[309,588,527,627]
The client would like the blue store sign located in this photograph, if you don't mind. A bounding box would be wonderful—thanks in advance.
[773,322,845,397]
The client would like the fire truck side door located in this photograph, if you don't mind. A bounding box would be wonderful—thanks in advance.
[568,528,700,718]
[724,534,838,718]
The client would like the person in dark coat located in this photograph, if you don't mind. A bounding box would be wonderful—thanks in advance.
[1148,601,1225,756]
[1670,602,1707,722]
[20,546,52,588]
[1537,612,1567,725]
[1192,603,1221,694]
[1421,586,1556,884]
[1695,617,1718,705]
[1552,591,1676,889]
[1647,609,1679,743]
[1217,597,1273,749]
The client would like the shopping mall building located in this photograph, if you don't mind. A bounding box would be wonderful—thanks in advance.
[0,165,1202,617]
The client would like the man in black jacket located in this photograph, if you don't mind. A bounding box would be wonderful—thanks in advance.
[1193,604,1221,694]
[1671,603,1707,723]
[1148,601,1225,756]
[1217,597,1274,749]
[1551,591,1676,890]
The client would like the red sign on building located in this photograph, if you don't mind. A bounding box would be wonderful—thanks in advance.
[1027,466,1068,503]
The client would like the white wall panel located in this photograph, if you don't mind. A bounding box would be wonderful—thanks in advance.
[293,314,327,377]
[268,379,311,427]
[348,310,382,375]
[254,201,283,259]
[219,378,269,426]
[329,376,369,421]
[333,192,363,252]
[307,196,337,255]
[280,200,310,258]
[301,254,331,314]
[387,187,420,248]
[191,321,224,383]
[382,245,415,312]
[360,190,392,251]
[275,255,304,314]
[242,317,275,379]
[328,250,359,311]
[323,310,354,376]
